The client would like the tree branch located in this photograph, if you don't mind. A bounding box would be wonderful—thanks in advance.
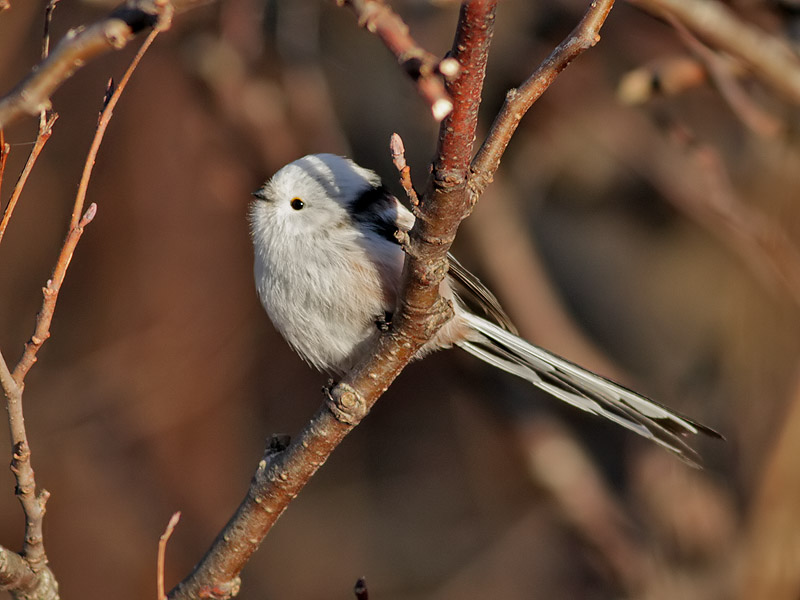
[336,0,460,121]
[0,21,165,600]
[0,115,58,247]
[169,2,498,597]
[666,13,782,137]
[0,0,178,128]
[0,130,9,194]
[0,545,58,600]
[628,0,800,105]
[469,0,615,198]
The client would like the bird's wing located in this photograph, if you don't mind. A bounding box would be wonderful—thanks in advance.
[447,254,518,334]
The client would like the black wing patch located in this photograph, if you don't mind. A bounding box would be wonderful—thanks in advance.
[350,185,399,243]
[351,185,518,334]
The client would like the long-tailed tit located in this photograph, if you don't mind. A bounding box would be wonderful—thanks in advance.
[250,154,720,464]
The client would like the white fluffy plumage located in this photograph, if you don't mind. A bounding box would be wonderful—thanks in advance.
[250,154,721,465]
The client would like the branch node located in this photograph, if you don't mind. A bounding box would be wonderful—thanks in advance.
[197,579,241,600]
[325,383,368,426]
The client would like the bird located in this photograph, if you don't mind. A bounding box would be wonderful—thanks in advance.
[249,153,721,466]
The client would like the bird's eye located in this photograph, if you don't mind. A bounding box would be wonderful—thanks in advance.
[290,197,305,210]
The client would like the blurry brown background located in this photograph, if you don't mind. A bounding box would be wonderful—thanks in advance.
[1,0,799,598]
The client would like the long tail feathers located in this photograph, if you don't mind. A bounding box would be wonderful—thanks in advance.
[458,312,722,467]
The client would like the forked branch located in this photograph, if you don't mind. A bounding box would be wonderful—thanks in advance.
[168,0,626,595]
[168,2,498,597]
[470,0,615,197]
[0,0,175,128]
[337,0,460,121]
[0,21,166,600]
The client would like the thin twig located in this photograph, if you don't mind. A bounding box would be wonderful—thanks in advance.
[42,0,61,60]
[10,23,159,371]
[169,3,498,597]
[70,24,165,229]
[0,129,9,194]
[157,512,181,600]
[628,0,800,105]
[336,0,459,121]
[0,114,58,247]
[0,0,176,128]
[673,128,800,310]
[0,19,166,599]
[469,0,615,198]
[667,13,782,137]
[389,133,419,210]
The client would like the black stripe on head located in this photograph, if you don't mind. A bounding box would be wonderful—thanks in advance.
[350,185,400,245]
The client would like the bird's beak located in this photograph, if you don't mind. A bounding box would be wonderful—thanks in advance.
[252,189,267,200]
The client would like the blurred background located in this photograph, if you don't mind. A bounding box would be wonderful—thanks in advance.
[1,0,799,598]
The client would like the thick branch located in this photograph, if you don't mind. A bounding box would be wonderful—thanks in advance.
[469,0,615,197]
[168,2,498,597]
[337,0,460,121]
[0,545,58,600]
[628,0,800,105]
[0,0,179,128]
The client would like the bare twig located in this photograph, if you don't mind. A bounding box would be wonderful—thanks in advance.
[336,0,459,121]
[469,0,615,198]
[13,20,160,380]
[667,13,782,137]
[157,512,181,600]
[0,21,164,599]
[0,129,9,194]
[628,0,800,105]
[169,3,498,598]
[42,0,61,60]
[390,133,419,210]
[2,352,60,598]
[0,0,177,128]
[69,25,164,230]
[666,125,800,312]
[0,114,58,247]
